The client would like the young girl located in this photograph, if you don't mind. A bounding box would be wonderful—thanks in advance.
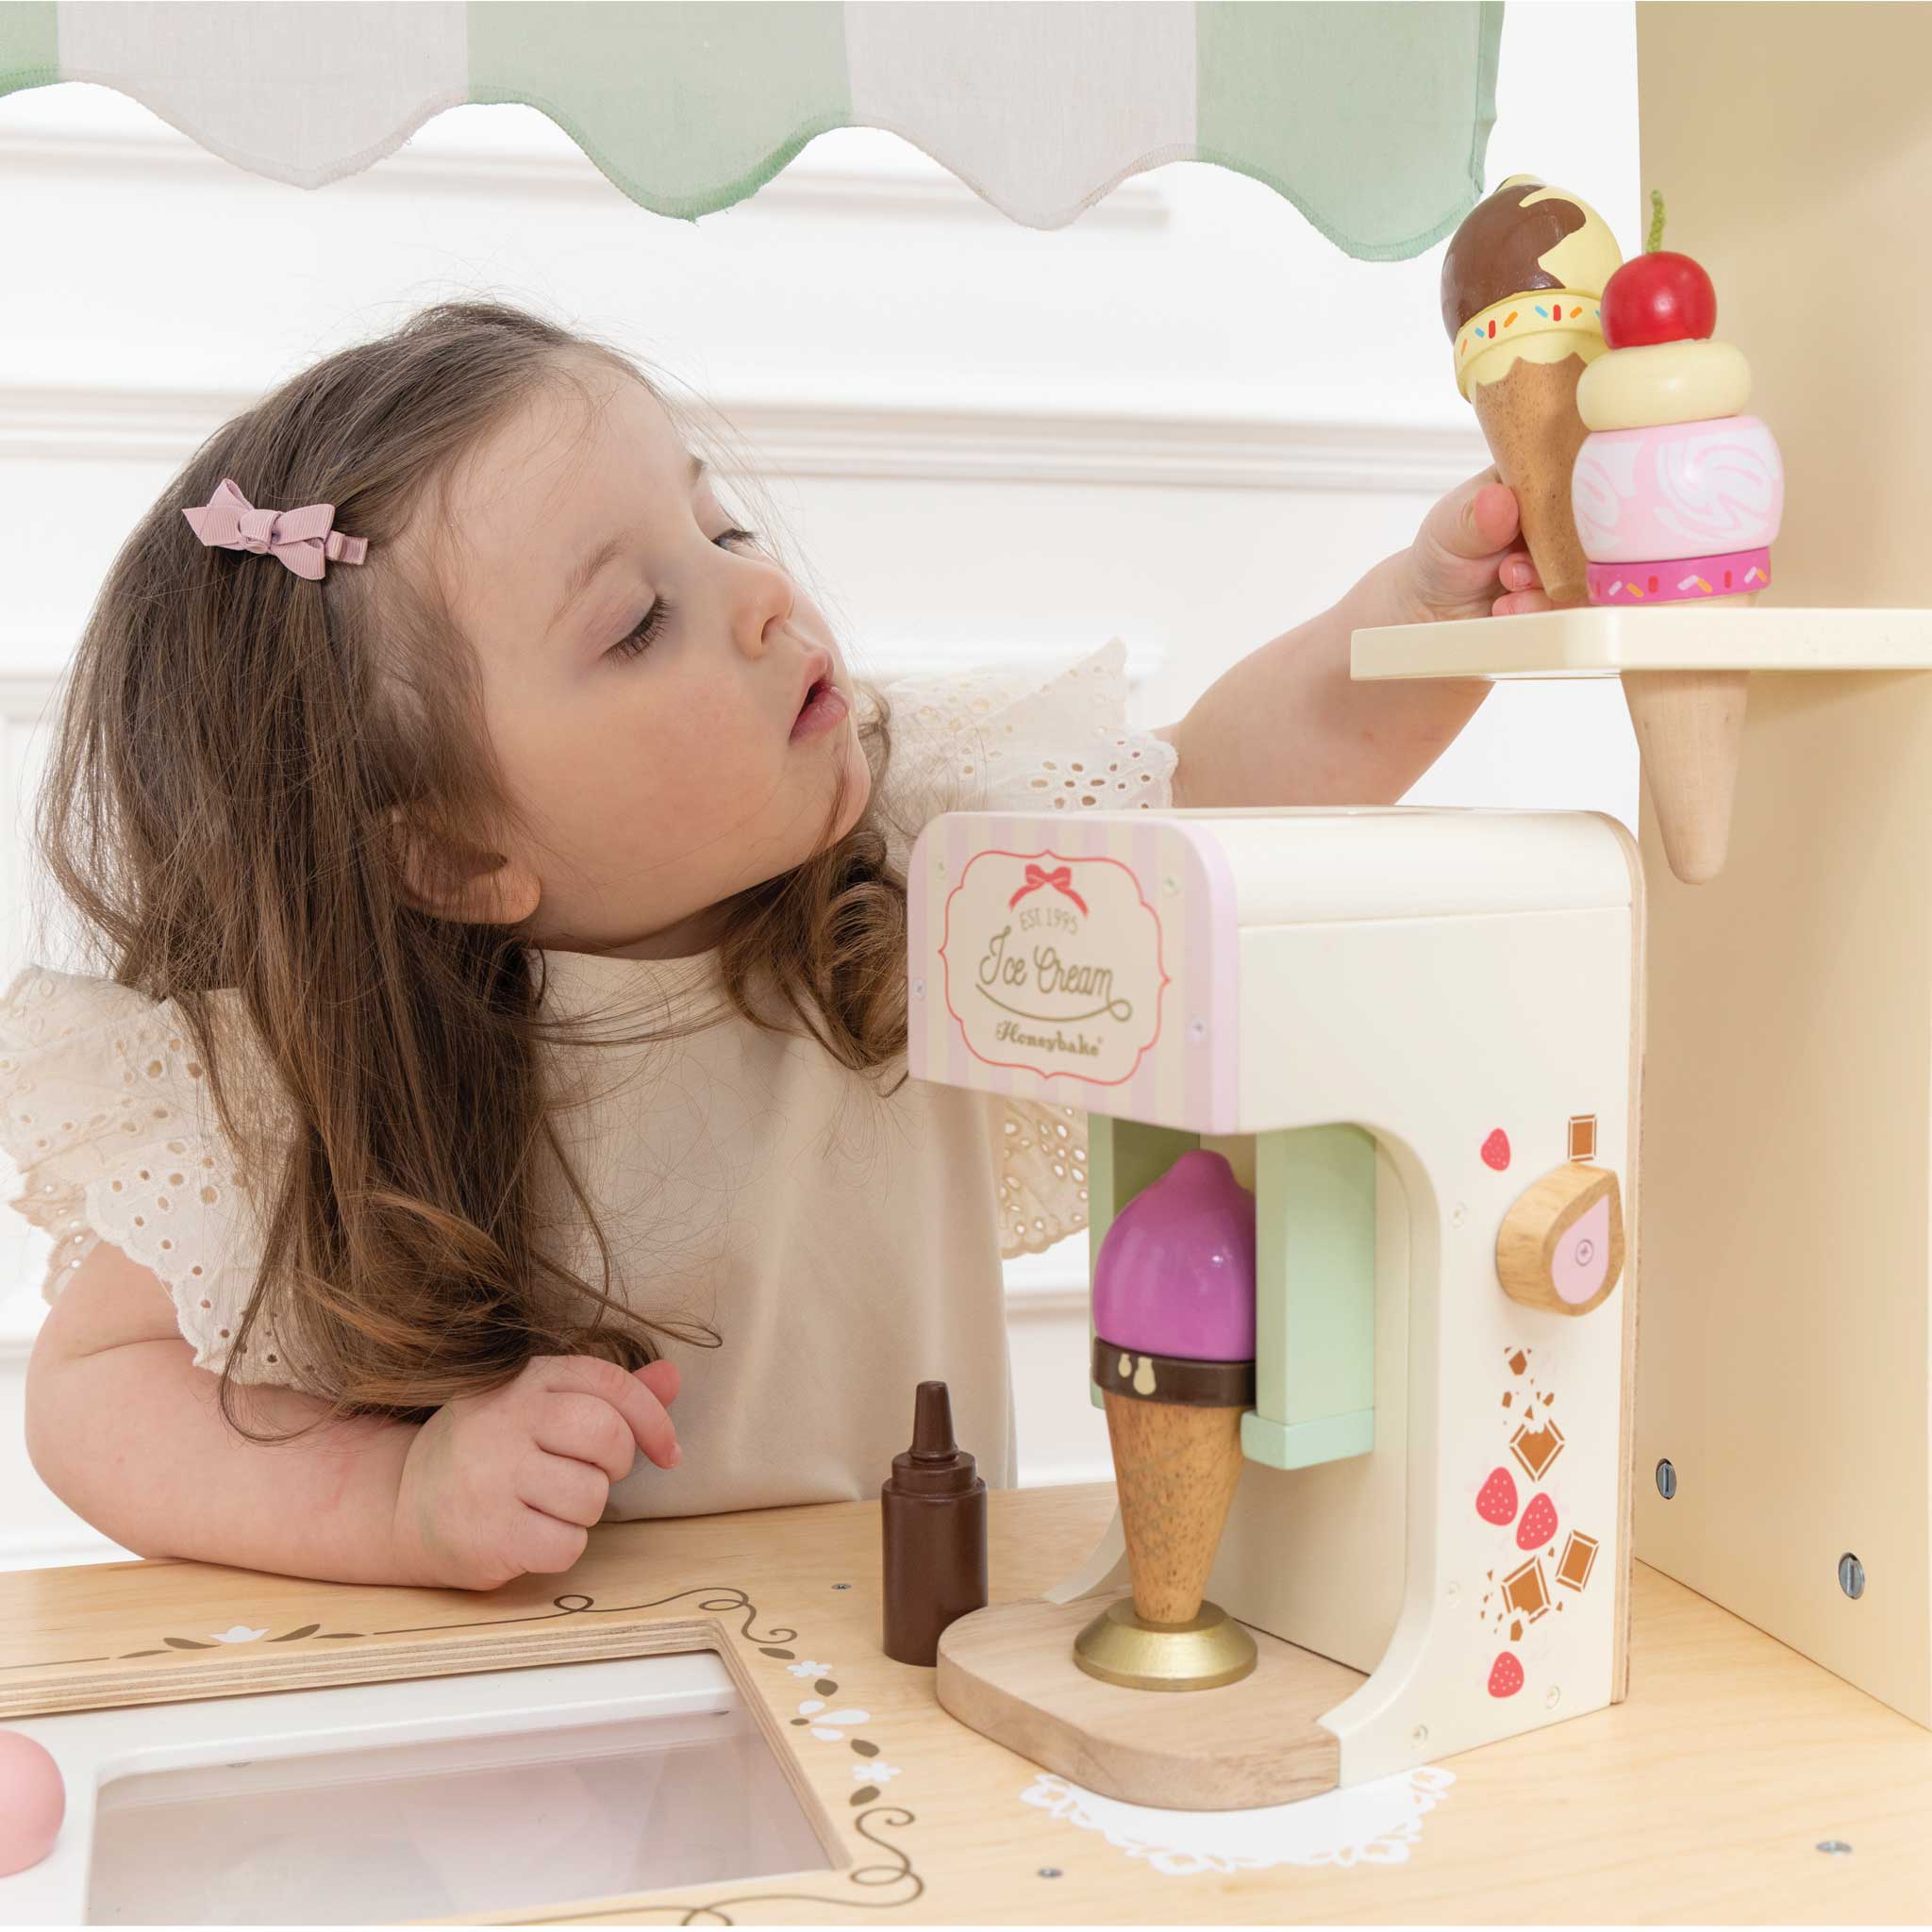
[1,300,1548,1593]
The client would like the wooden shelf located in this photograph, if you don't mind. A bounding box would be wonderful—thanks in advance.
[1351,605,1932,681]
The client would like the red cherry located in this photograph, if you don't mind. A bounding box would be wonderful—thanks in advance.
[1602,251,1717,348]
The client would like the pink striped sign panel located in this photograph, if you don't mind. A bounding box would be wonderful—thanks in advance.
[908,809,1238,1134]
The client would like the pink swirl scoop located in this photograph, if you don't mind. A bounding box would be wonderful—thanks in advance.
[1572,415,1784,562]
[1092,1148,1257,1361]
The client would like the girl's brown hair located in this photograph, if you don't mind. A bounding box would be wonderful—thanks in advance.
[31,299,910,1434]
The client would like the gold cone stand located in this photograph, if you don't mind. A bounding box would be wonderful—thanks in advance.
[1070,1593,1257,1692]
[1621,591,1757,885]
[935,1344,1360,1805]
[1072,1391,1257,1690]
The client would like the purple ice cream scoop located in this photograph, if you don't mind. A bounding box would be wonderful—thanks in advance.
[1091,1148,1257,1362]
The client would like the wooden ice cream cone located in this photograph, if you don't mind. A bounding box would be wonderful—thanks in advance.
[1081,1150,1260,1688]
[1622,591,1755,884]
[1470,352,1594,606]
[1102,1389,1245,1625]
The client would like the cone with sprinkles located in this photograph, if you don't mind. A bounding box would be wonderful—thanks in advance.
[1441,175,1624,606]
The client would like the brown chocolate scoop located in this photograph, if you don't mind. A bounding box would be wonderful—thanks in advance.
[1441,179,1587,338]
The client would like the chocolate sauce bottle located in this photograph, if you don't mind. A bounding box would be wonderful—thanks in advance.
[880,1380,988,1666]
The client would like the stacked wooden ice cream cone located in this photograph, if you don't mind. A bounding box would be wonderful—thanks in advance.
[1571,192,1785,884]
[1076,1148,1259,1692]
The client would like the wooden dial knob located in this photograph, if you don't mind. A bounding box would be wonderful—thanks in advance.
[1496,1163,1624,1316]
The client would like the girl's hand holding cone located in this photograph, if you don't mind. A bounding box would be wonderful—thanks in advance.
[1378,471,1555,626]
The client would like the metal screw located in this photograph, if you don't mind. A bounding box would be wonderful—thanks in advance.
[1656,1458,1677,1501]
[1410,1724,1428,1749]
[1817,1840,1853,1857]
[1840,1553,1866,1600]
[1039,1867,1063,1878]
[912,977,925,1000]
[1186,1017,1207,1043]
[831,1582,852,1591]
[1545,1685,1562,1709]
[1451,1202,1467,1228]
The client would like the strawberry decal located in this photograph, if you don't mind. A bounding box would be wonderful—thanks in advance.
[1518,1492,1558,1550]
[1481,1127,1511,1171]
[1489,1651,1524,1698]
[1476,1466,1519,1525]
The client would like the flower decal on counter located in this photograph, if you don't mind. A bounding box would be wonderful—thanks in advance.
[118,1618,364,1657]
[785,1657,833,1677]
[791,1697,872,1741]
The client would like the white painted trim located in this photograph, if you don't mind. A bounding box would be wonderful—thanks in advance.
[0,122,1171,227]
[4,1282,1082,1332]
[856,633,1167,687]
[0,671,65,724]
[1000,1241,1089,1323]
[1014,1460,1113,1490]
[0,1524,129,1572]
[1000,1281,1090,1322]
[1,634,1166,697]
[0,380,1489,493]
[0,1277,1083,1348]
[693,397,1490,492]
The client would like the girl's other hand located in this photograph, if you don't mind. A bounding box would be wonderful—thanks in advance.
[1388,469,1554,624]
[391,1354,682,1591]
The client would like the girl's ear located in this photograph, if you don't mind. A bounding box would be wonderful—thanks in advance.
[386,807,541,927]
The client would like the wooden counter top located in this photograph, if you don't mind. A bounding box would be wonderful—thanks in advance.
[2,1480,1929,1923]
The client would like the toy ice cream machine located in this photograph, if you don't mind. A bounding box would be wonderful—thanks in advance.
[907,805,1643,1809]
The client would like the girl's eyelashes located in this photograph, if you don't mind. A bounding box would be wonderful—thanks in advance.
[608,527,758,660]
[610,597,671,660]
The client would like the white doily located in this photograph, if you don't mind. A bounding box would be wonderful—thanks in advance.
[1019,1764,1456,1875]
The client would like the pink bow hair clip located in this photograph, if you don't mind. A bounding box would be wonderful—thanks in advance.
[181,477,370,581]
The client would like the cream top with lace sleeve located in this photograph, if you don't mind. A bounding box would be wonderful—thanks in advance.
[0,637,1178,1515]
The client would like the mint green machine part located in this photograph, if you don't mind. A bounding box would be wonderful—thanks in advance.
[1087,1117,1376,1472]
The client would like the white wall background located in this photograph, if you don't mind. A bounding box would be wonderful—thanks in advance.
[0,2,1640,1567]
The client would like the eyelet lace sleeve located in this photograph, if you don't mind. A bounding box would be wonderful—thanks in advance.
[994,1096,1092,1260]
[872,635,1179,863]
[872,635,1180,1261]
[0,966,301,1386]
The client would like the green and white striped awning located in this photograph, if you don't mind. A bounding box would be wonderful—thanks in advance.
[0,1,1501,258]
